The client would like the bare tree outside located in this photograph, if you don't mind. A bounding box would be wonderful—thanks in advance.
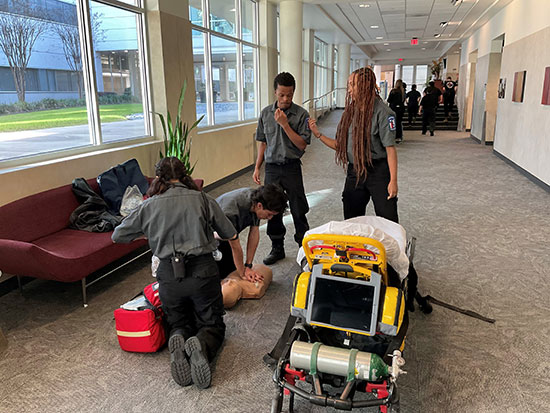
[54,12,104,99]
[0,1,49,102]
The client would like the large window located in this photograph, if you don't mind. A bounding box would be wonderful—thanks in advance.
[415,65,428,88]
[0,0,150,163]
[313,37,329,100]
[190,0,258,126]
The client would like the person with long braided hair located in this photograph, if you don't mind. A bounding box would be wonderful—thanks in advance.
[309,66,399,222]
[112,157,238,389]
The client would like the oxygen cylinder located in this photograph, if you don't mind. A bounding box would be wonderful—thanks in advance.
[290,341,389,381]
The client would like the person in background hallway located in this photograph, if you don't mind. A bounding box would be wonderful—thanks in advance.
[424,81,442,105]
[253,72,311,265]
[308,66,399,223]
[419,87,439,136]
[443,76,457,121]
[214,184,288,280]
[112,157,237,389]
[387,79,405,143]
[406,84,421,125]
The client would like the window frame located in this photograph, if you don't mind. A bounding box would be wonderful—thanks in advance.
[0,0,153,169]
[190,0,259,128]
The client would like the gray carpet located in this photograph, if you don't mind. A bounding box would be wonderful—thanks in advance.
[1,110,549,413]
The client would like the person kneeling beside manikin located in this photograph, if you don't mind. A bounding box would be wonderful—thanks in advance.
[214,184,288,308]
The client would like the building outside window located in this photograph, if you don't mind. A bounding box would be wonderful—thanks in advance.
[0,0,151,163]
[190,0,258,126]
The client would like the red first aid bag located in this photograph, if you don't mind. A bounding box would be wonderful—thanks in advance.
[114,282,166,353]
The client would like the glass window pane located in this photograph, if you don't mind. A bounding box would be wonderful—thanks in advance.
[209,0,236,37]
[210,35,238,124]
[0,0,91,161]
[189,0,203,26]
[402,65,414,87]
[192,30,208,127]
[243,45,256,120]
[91,1,147,143]
[241,0,255,42]
[415,65,428,88]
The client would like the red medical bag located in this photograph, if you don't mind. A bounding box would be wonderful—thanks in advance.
[114,282,166,353]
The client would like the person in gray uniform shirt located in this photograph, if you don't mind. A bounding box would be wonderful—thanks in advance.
[215,184,288,281]
[308,66,399,222]
[253,72,311,265]
[112,157,237,390]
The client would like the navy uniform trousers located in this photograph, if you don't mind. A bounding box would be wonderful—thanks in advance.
[264,159,309,246]
[156,254,225,362]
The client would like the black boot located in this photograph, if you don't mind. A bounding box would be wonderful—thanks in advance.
[263,244,285,265]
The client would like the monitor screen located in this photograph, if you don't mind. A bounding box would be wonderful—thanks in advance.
[307,271,381,336]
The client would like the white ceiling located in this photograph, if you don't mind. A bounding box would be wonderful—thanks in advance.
[295,0,516,64]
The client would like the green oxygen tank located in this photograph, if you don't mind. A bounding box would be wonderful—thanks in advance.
[290,341,389,381]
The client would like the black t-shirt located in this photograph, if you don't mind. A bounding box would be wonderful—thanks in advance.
[406,90,421,106]
[444,80,456,95]
[420,93,438,112]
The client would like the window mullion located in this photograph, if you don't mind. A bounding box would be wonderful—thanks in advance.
[236,0,243,121]
[76,0,101,145]
[137,10,152,137]
[203,0,214,125]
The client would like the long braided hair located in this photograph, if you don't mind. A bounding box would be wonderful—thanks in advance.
[146,156,199,197]
[335,67,379,181]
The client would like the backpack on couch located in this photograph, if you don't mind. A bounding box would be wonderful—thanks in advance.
[114,282,166,353]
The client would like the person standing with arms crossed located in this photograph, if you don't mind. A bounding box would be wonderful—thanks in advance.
[253,72,311,265]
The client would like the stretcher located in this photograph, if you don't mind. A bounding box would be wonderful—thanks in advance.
[270,224,418,413]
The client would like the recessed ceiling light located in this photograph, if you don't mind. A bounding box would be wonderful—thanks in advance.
[440,21,448,27]
[386,49,391,51]
[383,42,389,45]
[359,4,371,7]
[229,8,236,12]
[421,47,426,50]
[454,51,460,53]
[434,34,441,38]
[423,41,428,44]
[376,36,383,39]
[370,25,379,29]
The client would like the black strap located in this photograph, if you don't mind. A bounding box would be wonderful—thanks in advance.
[425,295,496,324]
[265,314,297,364]
[385,311,408,364]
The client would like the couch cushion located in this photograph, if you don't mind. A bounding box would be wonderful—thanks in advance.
[0,179,99,242]
[33,229,116,259]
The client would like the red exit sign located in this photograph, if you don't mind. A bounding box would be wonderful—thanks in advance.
[411,38,418,45]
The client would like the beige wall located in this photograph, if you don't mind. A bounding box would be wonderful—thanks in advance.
[0,0,260,206]
[484,52,502,143]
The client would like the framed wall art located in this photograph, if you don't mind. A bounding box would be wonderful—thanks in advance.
[498,78,506,99]
[512,71,526,102]
[542,67,550,105]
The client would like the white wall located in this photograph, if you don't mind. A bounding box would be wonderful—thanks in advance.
[459,0,550,185]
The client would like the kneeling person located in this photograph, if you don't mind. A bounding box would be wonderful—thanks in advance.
[215,184,288,307]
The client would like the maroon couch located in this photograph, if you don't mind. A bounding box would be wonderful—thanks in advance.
[0,178,203,306]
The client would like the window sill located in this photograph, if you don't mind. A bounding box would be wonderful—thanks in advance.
[0,136,159,175]
[197,119,258,134]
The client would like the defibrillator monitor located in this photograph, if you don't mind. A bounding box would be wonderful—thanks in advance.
[306,268,381,336]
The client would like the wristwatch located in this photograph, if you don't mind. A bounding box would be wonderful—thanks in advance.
[244,263,253,269]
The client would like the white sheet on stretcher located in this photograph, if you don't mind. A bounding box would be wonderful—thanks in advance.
[296,216,410,280]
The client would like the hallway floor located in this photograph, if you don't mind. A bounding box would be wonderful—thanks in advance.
[0,110,549,412]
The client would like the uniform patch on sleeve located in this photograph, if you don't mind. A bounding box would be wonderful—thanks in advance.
[388,116,396,131]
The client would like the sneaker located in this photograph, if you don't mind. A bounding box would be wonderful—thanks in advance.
[430,131,434,136]
[421,131,426,135]
[263,247,285,265]
[169,331,192,386]
[185,336,211,389]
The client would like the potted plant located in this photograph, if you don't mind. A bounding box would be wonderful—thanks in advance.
[430,58,443,80]
[155,79,205,174]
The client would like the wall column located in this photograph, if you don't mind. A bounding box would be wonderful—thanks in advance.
[337,43,350,107]
[279,0,304,105]
[303,29,314,109]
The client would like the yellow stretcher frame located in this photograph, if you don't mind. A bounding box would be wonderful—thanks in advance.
[301,234,389,285]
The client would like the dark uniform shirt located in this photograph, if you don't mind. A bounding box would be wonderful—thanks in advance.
[444,80,457,96]
[255,102,311,164]
[215,188,259,235]
[420,93,439,113]
[406,90,421,107]
[112,183,237,259]
[347,98,397,162]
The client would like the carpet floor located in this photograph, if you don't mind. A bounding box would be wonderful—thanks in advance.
[1,109,549,413]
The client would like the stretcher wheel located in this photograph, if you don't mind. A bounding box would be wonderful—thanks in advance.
[271,388,284,413]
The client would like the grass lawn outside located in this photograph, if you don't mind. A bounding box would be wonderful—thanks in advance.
[0,104,144,133]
